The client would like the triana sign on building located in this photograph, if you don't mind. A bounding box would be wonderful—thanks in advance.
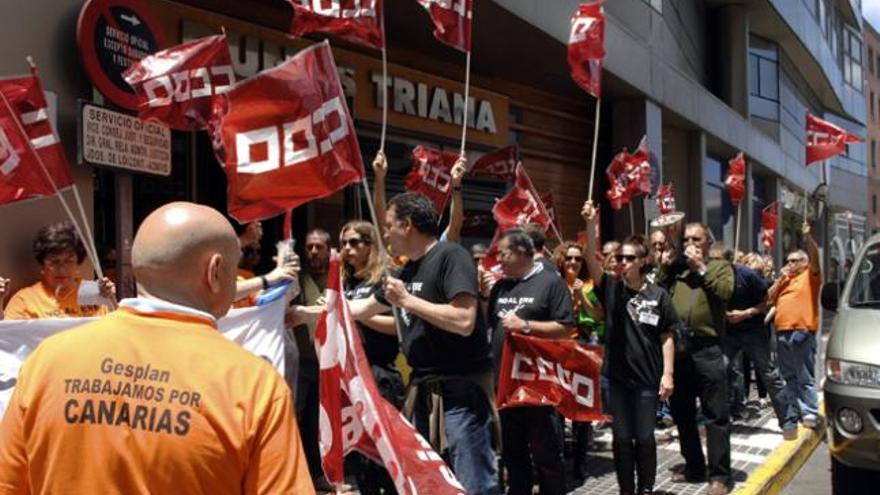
[79,103,171,176]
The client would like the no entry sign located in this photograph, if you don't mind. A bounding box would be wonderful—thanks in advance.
[77,0,166,110]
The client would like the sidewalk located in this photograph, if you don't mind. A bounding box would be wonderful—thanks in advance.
[567,399,822,495]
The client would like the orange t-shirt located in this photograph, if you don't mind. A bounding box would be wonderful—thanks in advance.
[0,302,314,495]
[774,269,821,332]
[233,268,259,309]
[3,280,109,320]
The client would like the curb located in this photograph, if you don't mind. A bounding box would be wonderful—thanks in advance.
[731,411,826,495]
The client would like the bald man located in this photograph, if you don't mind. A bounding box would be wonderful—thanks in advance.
[0,202,314,495]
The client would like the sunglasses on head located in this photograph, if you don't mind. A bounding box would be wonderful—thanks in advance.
[341,238,369,248]
[615,254,639,262]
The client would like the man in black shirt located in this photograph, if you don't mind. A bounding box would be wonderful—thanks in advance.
[350,192,497,495]
[484,228,574,495]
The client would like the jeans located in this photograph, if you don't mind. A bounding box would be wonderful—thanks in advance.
[413,379,499,495]
[724,327,799,429]
[500,406,565,495]
[776,330,819,418]
[670,341,731,484]
[608,380,659,493]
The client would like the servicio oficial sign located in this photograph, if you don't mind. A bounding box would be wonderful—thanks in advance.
[79,103,171,176]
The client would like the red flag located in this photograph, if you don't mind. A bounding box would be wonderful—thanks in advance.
[540,192,562,235]
[405,145,458,213]
[761,201,779,250]
[469,145,518,181]
[417,0,473,52]
[496,333,607,422]
[605,137,651,210]
[725,152,746,206]
[655,183,675,215]
[567,1,605,98]
[493,164,552,231]
[122,34,235,131]
[288,0,385,50]
[214,42,365,222]
[805,113,864,165]
[317,253,466,494]
[479,227,504,281]
[0,70,74,205]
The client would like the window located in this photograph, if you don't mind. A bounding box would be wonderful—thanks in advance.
[872,92,876,121]
[842,26,863,91]
[874,194,877,215]
[642,0,662,12]
[871,47,876,77]
[876,54,880,78]
[704,156,734,244]
[749,36,780,123]
[872,139,877,169]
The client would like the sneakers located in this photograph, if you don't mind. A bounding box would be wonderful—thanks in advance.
[757,397,771,409]
[707,480,730,495]
[802,414,819,429]
[782,426,798,440]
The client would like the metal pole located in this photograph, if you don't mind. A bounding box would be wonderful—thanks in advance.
[588,98,601,202]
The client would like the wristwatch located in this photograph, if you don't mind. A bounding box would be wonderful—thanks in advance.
[522,320,531,334]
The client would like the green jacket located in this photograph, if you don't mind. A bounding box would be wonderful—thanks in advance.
[659,258,734,338]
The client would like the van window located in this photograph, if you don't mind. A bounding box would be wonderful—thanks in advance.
[849,247,880,307]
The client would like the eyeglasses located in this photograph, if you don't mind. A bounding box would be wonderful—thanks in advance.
[615,254,638,262]
[565,256,584,262]
[341,238,369,248]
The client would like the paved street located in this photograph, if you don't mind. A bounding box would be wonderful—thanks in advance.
[782,442,831,495]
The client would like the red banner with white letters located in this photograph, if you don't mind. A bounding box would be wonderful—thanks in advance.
[540,192,562,235]
[761,201,779,250]
[417,0,473,52]
[606,136,651,210]
[469,145,517,181]
[288,0,385,50]
[213,42,364,222]
[567,1,605,98]
[493,164,553,231]
[405,145,458,213]
[122,35,235,131]
[317,253,466,494]
[496,333,607,422]
[655,183,675,215]
[725,152,746,206]
[0,70,74,205]
[805,113,863,165]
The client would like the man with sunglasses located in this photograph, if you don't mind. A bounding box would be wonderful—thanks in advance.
[484,228,574,495]
[767,221,822,429]
[657,222,734,495]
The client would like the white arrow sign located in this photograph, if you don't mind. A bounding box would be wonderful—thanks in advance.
[120,13,141,26]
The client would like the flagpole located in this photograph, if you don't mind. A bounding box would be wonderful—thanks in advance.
[0,89,102,278]
[379,46,389,154]
[629,201,635,235]
[70,186,104,279]
[734,202,742,256]
[588,98,601,202]
[459,49,472,156]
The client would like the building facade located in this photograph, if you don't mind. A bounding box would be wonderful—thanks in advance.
[864,20,880,235]
[0,0,869,295]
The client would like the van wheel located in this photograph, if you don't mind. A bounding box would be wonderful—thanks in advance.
[831,456,878,494]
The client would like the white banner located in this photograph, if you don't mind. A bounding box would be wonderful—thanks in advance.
[0,298,286,417]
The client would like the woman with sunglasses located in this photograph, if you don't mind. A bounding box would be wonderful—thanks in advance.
[582,201,677,495]
[553,241,606,481]
[339,220,403,495]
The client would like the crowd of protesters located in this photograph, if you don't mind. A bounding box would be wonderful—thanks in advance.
[0,153,825,495]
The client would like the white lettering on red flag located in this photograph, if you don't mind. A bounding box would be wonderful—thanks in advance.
[725,152,746,206]
[316,253,466,494]
[492,164,552,231]
[0,71,73,205]
[605,135,652,210]
[496,333,607,422]
[123,35,235,131]
[416,0,473,52]
[469,145,517,181]
[213,41,365,223]
[405,145,458,213]
[567,1,605,98]
[805,112,864,165]
[288,0,384,50]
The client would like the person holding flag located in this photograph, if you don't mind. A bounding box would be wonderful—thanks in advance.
[349,192,497,495]
[4,222,115,320]
[582,200,677,495]
[481,228,574,495]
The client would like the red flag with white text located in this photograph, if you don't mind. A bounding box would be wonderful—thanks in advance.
[655,183,675,215]
[496,333,607,422]
[417,0,473,52]
[567,1,605,98]
[725,152,746,206]
[805,113,863,165]
[214,42,365,222]
[469,145,518,181]
[122,34,235,131]
[0,70,73,205]
[541,192,562,235]
[493,164,552,231]
[316,253,466,494]
[605,136,651,210]
[288,0,385,50]
[761,201,779,250]
[405,145,458,213]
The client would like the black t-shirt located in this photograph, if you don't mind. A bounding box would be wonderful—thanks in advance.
[375,242,490,377]
[596,274,680,388]
[487,263,575,374]
[344,276,400,367]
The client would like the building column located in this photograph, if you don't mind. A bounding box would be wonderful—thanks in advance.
[718,4,750,118]
[610,98,663,237]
